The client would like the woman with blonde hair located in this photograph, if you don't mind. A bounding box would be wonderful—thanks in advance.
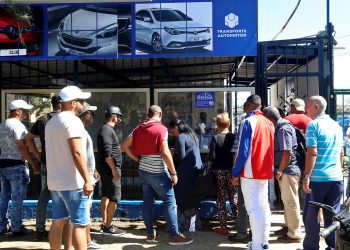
[210,112,237,235]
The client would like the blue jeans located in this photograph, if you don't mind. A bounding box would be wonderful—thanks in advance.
[303,181,343,250]
[139,169,179,237]
[0,165,29,232]
[35,164,51,232]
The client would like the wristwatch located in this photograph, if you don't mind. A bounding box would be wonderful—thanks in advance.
[303,174,310,179]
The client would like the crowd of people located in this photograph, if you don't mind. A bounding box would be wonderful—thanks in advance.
[0,86,346,250]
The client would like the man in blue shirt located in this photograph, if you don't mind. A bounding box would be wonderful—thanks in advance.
[302,96,344,250]
[263,106,302,242]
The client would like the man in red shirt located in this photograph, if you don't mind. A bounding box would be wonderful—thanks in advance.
[121,105,193,246]
[285,98,311,134]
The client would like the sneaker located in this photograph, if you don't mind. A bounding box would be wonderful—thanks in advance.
[274,225,288,236]
[277,234,302,243]
[102,225,126,236]
[246,242,253,250]
[12,226,33,236]
[228,233,251,243]
[100,224,105,233]
[146,229,161,243]
[168,233,193,246]
[213,227,229,236]
[87,239,105,249]
[262,243,269,249]
[34,230,48,240]
[0,225,11,235]
[246,242,269,250]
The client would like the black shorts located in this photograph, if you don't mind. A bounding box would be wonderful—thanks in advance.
[97,165,121,203]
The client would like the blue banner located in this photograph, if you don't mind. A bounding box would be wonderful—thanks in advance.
[0,0,257,61]
[195,91,215,108]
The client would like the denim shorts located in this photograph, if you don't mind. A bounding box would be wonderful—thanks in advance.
[50,189,90,226]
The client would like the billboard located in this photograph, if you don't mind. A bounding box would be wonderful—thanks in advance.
[0,0,257,60]
[0,5,44,57]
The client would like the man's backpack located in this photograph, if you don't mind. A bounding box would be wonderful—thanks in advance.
[277,122,306,172]
[292,125,306,171]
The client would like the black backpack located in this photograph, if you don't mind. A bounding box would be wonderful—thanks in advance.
[277,122,306,172]
[293,125,306,171]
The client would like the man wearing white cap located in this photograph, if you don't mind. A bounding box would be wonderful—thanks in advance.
[0,100,40,236]
[285,98,312,134]
[45,86,93,250]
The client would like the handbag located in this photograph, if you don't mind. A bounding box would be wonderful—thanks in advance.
[194,161,217,198]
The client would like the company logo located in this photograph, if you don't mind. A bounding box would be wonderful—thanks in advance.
[225,13,239,28]
[196,91,215,108]
[196,92,214,100]
[217,12,246,39]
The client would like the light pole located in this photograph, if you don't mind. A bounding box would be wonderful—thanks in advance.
[326,0,335,118]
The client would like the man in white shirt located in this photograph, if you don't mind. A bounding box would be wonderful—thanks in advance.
[0,100,39,236]
[45,86,93,250]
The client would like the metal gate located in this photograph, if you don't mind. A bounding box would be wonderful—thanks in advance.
[256,35,334,117]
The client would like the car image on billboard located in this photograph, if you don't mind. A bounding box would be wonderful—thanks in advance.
[135,2,212,54]
[0,6,42,57]
[48,4,131,56]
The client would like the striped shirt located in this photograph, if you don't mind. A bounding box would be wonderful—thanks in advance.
[130,131,168,173]
[139,155,166,173]
[306,114,343,182]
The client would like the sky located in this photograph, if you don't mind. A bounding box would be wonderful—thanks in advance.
[258,0,350,89]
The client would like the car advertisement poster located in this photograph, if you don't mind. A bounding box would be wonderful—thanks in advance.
[135,2,213,55]
[47,4,131,57]
[0,5,44,57]
[0,0,257,60]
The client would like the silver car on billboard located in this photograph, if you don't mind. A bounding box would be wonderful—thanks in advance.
[57,4,131,56]
[136,8,211,52]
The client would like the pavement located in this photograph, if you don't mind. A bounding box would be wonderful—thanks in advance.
[0,211,327,250]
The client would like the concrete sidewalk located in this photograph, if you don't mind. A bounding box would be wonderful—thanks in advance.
[0,212,326,250]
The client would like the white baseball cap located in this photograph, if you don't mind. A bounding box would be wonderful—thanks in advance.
[10,100,33,110]
[79,102,97,116]
[291,98,305,112]
[58,86,91,102]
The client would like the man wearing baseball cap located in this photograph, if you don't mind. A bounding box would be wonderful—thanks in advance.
[0,99,40,236]
[285,98,312,134]
[96,106,125,236]
[45,86,93,250]
[78,102,104,250]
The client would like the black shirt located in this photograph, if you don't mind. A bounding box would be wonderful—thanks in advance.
[210,132,235,170]
[97,124,122,169]
[29,113,52,164]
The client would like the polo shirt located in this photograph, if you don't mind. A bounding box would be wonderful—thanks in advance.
[305,114,343,182]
